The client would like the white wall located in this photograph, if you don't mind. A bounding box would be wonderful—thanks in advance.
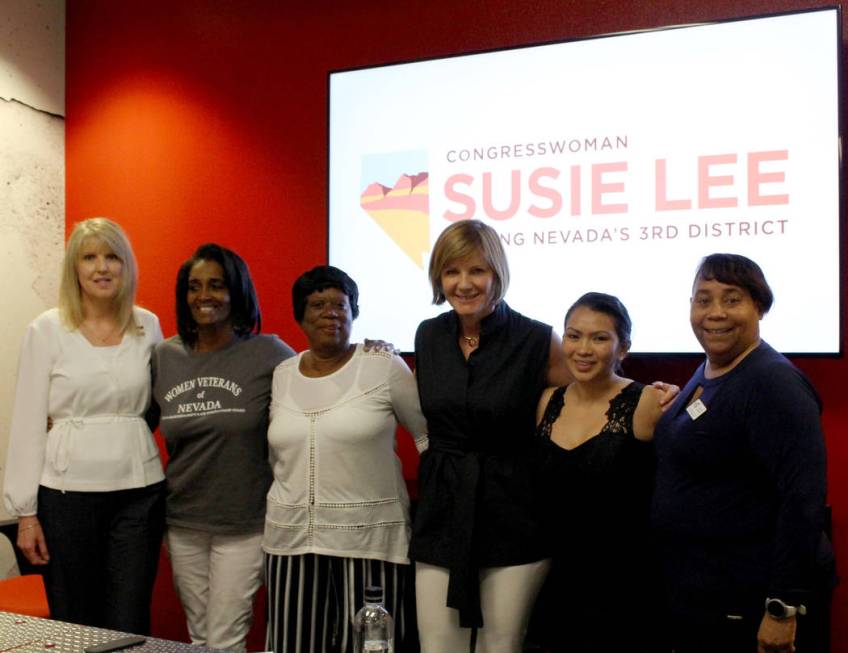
[0,0,65,523]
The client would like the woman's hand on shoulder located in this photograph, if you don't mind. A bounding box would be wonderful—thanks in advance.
[545,331,572,387]
[363,339,400,355]
[16,516,49,565]
[633,384,665,441]
[651,380,680,411]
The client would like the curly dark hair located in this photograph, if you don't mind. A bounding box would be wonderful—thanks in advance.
[292,265,359,323]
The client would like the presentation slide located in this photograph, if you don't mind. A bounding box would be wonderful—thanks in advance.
[329,9,841,354]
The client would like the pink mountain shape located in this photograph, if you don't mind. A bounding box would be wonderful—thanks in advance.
[360,171,429,269]
[392,172,429,192]
[361,172,428,213]
[361,181,392,199]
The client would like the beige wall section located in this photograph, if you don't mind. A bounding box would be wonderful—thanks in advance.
[0,0,65,523]
[0,0,65,115]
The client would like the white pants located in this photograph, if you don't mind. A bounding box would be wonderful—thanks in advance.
[166,527,265,652]
[415,559,550,653]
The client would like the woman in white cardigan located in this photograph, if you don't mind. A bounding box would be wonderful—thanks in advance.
[263,265,427,653]
[3,218,165,633]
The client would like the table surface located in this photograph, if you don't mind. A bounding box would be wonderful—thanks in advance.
[0,611,226,653]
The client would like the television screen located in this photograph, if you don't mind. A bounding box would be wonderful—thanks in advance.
[329,8,842,354]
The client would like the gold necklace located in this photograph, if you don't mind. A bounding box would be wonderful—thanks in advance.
[462,334,479,348]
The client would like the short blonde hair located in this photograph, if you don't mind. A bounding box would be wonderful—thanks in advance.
[428,220,510,305]
[58,218,138,332]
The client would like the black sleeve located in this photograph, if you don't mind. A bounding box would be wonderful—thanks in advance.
[145,346,161,433]
[745,362,828,605]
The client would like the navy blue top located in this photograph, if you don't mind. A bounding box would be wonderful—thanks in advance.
[411,302,551,627]
[651,341,835,620]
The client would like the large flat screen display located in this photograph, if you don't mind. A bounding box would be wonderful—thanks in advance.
[329,8,842,354]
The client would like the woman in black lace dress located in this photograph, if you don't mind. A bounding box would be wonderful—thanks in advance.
[534,292,667,652]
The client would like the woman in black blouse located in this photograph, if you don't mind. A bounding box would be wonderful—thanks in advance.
[411,220,570,653]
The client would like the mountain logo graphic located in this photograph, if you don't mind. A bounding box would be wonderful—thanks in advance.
[360,152,429,269]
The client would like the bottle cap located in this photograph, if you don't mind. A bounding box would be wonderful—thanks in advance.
[364,585,384,603]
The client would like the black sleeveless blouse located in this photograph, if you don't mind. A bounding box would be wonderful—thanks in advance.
[535,382,665,651]
[411,302,551,628]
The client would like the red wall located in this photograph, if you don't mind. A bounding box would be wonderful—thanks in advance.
[66,1,847,649]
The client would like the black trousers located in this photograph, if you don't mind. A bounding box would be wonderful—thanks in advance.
[37,482,166,634]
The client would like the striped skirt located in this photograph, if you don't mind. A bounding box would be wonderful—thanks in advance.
[265,553,409,653]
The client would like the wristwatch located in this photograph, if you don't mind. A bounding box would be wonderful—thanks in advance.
[765,597,807,619]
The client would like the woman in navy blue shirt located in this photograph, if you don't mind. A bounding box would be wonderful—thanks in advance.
[652,253,835,653]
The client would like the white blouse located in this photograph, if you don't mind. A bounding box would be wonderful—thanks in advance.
[4,307,165,516]
[263,345,427,564]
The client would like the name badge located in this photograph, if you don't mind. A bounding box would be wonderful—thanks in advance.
[686,398,707,420]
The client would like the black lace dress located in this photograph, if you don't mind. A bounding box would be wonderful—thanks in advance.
[534,382,666,652]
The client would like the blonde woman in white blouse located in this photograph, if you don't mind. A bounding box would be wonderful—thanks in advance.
[3,218,165,633]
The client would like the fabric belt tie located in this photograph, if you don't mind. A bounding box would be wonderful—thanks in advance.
[447,452,483,628]
[50,415,147,492]
[429,440,490,628]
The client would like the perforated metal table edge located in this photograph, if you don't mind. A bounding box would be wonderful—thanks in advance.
[0,612,226,653]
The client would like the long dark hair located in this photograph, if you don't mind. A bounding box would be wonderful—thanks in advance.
[176,243,261,346]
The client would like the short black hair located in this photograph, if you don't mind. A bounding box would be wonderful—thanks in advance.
[694,253,774,314]
[176,243,261,346]
[292,265,360,322]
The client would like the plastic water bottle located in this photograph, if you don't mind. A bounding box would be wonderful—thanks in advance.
[352,585,394,653]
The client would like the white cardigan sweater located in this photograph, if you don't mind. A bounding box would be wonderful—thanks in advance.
[263,345,427,564]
